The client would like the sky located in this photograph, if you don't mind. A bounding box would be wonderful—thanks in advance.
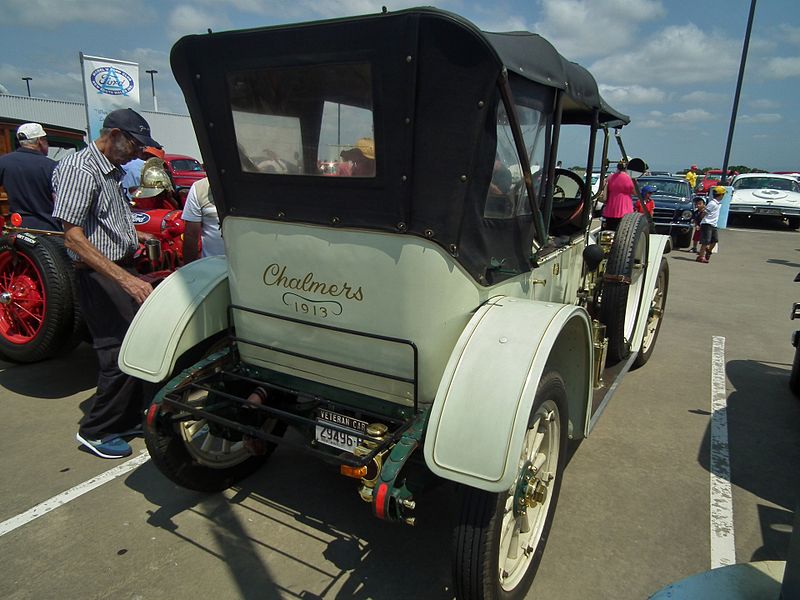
[0,0,798,172]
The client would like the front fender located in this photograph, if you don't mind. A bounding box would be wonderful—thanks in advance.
[119,256,230,382]
[630,233,669,353]
[423,297,592,492]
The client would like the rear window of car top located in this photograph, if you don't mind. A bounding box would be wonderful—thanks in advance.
[227,62,376,178]
[172,159,203,171]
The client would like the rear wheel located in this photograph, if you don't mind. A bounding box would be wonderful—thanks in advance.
[0,235,75,362]
[788,217,800,230]
[145,342,285,492]
[453,371,567,600]
[601,212,649,365]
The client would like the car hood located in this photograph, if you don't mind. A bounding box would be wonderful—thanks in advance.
[651,194,691,208]
[732,189,800,205]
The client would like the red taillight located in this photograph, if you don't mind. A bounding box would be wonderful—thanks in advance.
[10,213,22,227]
[145,403,160,430]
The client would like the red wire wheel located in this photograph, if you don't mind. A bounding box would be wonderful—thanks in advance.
[0,250,46,343]
[0,236,77,362]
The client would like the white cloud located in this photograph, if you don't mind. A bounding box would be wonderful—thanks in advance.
[762,56,800,79]
[738,113,782,124]
[752,134,769,139]
[590,23,739,85]
[0,62,84,101]
[169,6,231,37]
[637,119,664,129]
[680,91,726,104]
[4,0,154,28]
[672,108,714,124]
[749,98,780,110]
[532,0,666,60]
[780,24,800,45]
[600,84,667,104]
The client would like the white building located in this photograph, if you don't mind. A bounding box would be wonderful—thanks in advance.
[0,94,202,159]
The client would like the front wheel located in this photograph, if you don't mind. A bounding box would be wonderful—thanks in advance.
[452,371,567,600]
[601,212,649,365]
[788,217,800,231]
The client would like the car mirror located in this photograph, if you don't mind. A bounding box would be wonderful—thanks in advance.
[627,158,648,179]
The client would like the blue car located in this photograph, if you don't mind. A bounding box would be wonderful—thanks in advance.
[635,176,695,248]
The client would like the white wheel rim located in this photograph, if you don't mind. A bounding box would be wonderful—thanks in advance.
[178,388,251,468]
[498,399,560,591]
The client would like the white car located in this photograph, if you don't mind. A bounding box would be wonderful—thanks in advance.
[730,173,800,229]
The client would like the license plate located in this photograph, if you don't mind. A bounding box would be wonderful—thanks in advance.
[756,207,781,215]
[315,409,368,453]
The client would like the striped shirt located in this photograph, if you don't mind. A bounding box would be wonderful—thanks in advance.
[52,142,138,262]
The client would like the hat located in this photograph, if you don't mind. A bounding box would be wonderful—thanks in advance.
[355,137,375,160]
[690,165,698,170]
[144,146,165,160]
[641,185,657,195]
[17,123,46,140]
[712,186,726,197]
[102,108,160,148]
[133,157,173,199]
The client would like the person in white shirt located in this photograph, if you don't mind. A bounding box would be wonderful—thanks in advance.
[181,177,224,262]
[697,186,723,263]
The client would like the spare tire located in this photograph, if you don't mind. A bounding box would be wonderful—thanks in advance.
[0,233,76,362]
[601,212,649,365]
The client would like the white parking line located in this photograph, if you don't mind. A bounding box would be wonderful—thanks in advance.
[709,335,735,568]
[0,451,150,538]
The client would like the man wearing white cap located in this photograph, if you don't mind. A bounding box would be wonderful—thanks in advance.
[0,122,59,230]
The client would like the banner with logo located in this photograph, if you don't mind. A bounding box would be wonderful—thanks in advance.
[80,53,140,141]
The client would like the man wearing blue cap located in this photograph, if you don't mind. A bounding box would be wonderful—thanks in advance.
[53,108,160,459]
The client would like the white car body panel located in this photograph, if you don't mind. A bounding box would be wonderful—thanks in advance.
[119,256,230,382]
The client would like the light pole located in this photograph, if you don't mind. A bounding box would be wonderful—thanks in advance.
[145,69,158,112]
[21,77,32,97]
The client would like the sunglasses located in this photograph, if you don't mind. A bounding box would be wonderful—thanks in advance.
[120,130,145,153]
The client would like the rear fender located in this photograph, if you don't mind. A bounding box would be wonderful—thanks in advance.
[119,256,230,382]
[423,297,593,492]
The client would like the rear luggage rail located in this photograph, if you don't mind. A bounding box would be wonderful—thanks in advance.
[161,350,417,468]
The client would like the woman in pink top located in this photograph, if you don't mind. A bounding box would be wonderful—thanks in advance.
[602,161,635,231]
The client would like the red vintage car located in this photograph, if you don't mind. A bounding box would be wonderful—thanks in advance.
[696,169,738,195]
[164,153,206,201]
[0,124,187,363]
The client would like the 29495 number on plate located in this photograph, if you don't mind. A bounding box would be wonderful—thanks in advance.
[315,409,368,454]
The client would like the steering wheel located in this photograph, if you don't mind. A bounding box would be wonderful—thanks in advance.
[550,168,586,230]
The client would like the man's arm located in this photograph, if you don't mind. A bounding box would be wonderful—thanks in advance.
[182,221,201,263]
[62,222,152,304]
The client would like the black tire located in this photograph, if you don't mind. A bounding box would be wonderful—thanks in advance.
[453,371,568,600]
[601,212,649,365]
[790,343,800,398]
[144,340,285,492]
[46,236,90,351]
[676,229,692,248]
[788,217,800,231]
[0,234,75,362]
[632,258,669,369]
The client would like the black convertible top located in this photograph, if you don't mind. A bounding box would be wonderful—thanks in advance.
[482,31,629,126]
[172,7,629,284]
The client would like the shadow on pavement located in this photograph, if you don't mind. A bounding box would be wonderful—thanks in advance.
[696,359,800,561]
[125,440,455,599]
[0,342,97,398]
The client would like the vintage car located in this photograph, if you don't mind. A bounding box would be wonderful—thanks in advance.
[636,176,695,248]
[119,8,669,599]
[164,153,206,201]
[0,142,187,362]
[729,173,800,229]
[697,169,737,195]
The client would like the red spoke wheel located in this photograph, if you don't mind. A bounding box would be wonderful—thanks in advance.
[0,235,76,362]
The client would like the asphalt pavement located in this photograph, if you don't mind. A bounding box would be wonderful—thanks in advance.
[1,221,799,600]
